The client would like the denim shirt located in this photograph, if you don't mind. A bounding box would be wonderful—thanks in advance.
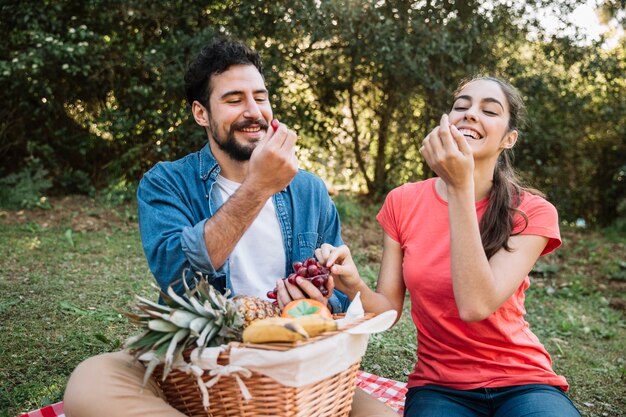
[137,144,350,313]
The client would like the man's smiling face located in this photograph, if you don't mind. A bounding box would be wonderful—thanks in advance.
[205,64,273,161]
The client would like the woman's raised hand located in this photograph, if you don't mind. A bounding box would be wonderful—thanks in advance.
[315,243,364,294]
[420,114,474,190]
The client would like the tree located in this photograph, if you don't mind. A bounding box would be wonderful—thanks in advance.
[0,0,229,192]
[229,0,588,198]
[2,0,623,226]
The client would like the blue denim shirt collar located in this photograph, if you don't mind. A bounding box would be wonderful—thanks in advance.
[199,143,221,181]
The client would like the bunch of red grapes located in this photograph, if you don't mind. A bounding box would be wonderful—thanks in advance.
[266,257,331,301]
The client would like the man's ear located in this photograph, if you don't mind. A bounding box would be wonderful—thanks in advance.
[191,100,210,127]
[502,130,518,150]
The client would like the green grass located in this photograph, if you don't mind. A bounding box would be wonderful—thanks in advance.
[1,198,625,417]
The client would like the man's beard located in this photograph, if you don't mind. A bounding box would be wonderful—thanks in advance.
[209,117,269,161]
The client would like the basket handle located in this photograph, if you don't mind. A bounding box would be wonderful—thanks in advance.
[177,350,254,410]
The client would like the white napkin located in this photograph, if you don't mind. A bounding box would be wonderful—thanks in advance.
[334,291,365,327]
[346,309,397,334]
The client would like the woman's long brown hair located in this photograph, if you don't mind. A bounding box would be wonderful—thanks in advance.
[453,76,543,259]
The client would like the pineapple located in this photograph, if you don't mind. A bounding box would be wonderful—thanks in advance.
[123,273,280,384]
[234,295,281,327]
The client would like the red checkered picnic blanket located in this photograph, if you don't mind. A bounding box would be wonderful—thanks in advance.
[356,370,407,415]
[17,401,64,417]
[17,370,407,417]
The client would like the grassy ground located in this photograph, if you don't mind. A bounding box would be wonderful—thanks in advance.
[1,196,625,417]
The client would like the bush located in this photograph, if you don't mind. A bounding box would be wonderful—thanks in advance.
[55,169,95,196]
[98,178,137,207]
[332,193,382,225]
[0,158,52,210]
[333,193,365,223]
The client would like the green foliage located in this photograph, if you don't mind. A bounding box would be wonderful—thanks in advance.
[0,0,220,192]
[0,0,624,226]
[504,40,626,225]
[0,158,52,209]
[55,169,95,196]
[333,193,366,223]
[602,259,626,281]
[532,261,560,277]
[98,178,137,207]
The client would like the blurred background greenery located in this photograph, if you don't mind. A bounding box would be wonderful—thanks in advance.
[1,0,624,229]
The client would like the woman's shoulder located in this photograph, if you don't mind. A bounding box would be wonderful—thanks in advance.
[517,190,561,254]
[381,179,438,213]
[514,190,559,231]
[519,191,558,216]
[386,178,435,200]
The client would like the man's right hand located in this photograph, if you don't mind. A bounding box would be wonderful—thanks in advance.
[243,120,298,198]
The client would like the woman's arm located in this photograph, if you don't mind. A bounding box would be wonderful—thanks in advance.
[317,232,406,320]
[421,114,549,321]
[448,187,548,321]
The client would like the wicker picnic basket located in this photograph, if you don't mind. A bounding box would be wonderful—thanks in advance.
[153,347,360,417]
[151,317,370,417]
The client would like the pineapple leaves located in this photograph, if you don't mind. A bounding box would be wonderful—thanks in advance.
[189,317,211,337]
[135,295,172,313]
[165,310,200,328]
[148,319,179,332]
[166,286,195,312]
[142,355,163,386]
[164,328,190,371]
[123,274,247,383]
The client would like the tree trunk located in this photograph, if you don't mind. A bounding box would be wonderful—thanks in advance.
[371,87,396,196]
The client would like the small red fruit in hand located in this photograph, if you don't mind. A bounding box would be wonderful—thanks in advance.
[311,276,325,287]
[268,257,331,301]
[271,119,279,131]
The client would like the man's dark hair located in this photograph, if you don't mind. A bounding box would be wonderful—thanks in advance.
[184,37,264,108]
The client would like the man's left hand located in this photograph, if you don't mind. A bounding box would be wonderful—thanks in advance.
[275,276,333,310]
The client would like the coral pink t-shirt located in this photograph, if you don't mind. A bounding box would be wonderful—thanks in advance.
[377,178,568,391]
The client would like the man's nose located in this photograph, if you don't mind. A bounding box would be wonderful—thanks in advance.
[243,99,262,119]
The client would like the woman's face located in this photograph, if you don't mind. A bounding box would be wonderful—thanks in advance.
[448,79,517,161]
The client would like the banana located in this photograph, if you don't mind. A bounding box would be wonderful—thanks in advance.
[242,317,309,343]
[292,315,337,337]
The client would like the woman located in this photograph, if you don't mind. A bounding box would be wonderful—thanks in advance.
[317,76,581,417]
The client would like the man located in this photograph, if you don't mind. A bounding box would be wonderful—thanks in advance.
[136,36,347,311]
[63,38,396,417]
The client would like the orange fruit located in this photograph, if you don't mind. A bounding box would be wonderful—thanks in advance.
[281,299,332,318]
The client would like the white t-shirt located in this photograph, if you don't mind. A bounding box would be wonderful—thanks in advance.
[214,175,286,299]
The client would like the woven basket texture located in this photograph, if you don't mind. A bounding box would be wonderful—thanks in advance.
[153,348,361,417]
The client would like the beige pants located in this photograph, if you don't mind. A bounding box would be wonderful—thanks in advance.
[64,351,398,417]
